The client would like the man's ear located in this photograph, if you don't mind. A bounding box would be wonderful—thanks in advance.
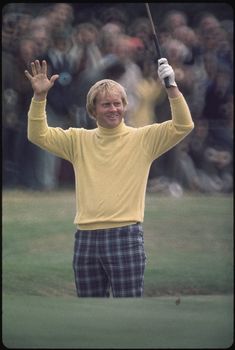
[123,105,128,113]
[91,113,96,121]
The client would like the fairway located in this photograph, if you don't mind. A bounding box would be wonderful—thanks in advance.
[3,295,233,349]
[2,190,233,348]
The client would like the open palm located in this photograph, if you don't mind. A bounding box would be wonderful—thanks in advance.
[25,60,59,96]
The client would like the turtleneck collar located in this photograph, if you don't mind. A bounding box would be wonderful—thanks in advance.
[96,119,127,136]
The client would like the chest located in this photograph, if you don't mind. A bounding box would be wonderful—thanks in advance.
[76,132,146,171]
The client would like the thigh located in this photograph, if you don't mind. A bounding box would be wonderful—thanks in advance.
[104,224,147,297]
[73,230,110,297]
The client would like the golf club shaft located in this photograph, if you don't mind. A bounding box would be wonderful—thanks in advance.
[145,3,171,88]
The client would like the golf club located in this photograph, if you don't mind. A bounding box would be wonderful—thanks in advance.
[145,3,171,88]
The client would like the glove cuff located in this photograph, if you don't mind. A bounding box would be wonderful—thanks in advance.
[169,81,177,87]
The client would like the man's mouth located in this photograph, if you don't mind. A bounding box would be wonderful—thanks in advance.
[107,114,119,120]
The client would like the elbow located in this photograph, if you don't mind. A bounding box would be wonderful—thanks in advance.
[184,118,194,133]
[175,120,194,135]
[27,130,32,142]
[189,121,194,132]
[184,122,194,137]
[27,128,34,143]
[174,121,194,140]
[27,129,39,146]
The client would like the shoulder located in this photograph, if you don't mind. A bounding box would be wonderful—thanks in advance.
[124,124,163,141]
[133,124,161,134]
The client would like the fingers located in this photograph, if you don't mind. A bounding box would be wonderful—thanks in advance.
[159,65,173,79]
[35,60,42,74]
[24,69,32,81]
[24,60,48,81]
[29,60,47,76]
[41,60,47,75]
[31,61,37,76]
[158,58,173,73]
[158,58,168,66]
[50,74,60,85]
[158,58,172,78]
[158,64,172,73]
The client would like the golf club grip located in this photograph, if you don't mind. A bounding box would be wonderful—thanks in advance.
[160,66,171,89]
[152,35,171,89]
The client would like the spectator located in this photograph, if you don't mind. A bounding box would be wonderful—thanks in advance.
[69,30,143,127]
[45,3,74,35]
[175,118,233,193]
[172,25,210,119]
[3,35,39,188]
[98,22,123,56]
[161,9,188,34]
[29,15,52,57]
[68,22,102,72]
[2,12,23,54]
[67,22,103,128]
[98,6,128,32]
[202,65,233,150]
[2,3,233,193]
[65,23,126,129]
[172,25,201,64]
[161,38,193,92]
[113,34,144,125]
[131,61,166,127]
[127,17,154,71]
[196,12,233,75]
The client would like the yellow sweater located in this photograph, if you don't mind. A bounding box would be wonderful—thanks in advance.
[28,94,194,229]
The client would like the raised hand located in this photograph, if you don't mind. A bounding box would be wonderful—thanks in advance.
[158,58,177,88]
[24,60,59,100]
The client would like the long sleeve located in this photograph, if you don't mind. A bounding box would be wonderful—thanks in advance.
[141,93,194,160]
[27,98,48,143]
[169,92,194,129]
[27,98,75,162]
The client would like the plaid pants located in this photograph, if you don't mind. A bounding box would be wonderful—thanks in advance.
[73,223,147,297]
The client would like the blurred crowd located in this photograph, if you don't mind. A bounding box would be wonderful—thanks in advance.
[2,3,233,194]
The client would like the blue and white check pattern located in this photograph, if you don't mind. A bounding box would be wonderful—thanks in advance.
[73,223,147,297]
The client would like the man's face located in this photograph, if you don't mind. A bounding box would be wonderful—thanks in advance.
[94,91,125,129]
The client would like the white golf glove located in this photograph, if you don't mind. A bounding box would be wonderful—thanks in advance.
[158,58,177,87]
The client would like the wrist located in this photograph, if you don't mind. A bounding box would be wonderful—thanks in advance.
[166,86,181,98]
[33,93,47,101]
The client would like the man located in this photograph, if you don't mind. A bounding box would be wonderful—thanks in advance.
[25,58,194,297]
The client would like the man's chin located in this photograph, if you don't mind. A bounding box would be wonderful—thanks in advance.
[101,117,122,129]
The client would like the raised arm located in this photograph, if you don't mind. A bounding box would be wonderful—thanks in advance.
[140,58,194,160]
[24,60,59,101]
[157,58,194,127]
[25,60,74,162]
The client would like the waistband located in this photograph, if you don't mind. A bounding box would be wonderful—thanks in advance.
[76,222,142,235]
[77,220,140,231]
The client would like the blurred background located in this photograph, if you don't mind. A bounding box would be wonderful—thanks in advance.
[2,2,233,195]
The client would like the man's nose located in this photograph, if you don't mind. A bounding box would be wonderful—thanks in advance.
[109,104,117,111]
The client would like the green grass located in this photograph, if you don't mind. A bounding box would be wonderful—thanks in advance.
[2,190,234,348]
[2,190,233,297]
[143,194,233,296]
[3,295,233,349]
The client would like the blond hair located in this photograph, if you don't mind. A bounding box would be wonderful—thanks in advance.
[86,79,128,119]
